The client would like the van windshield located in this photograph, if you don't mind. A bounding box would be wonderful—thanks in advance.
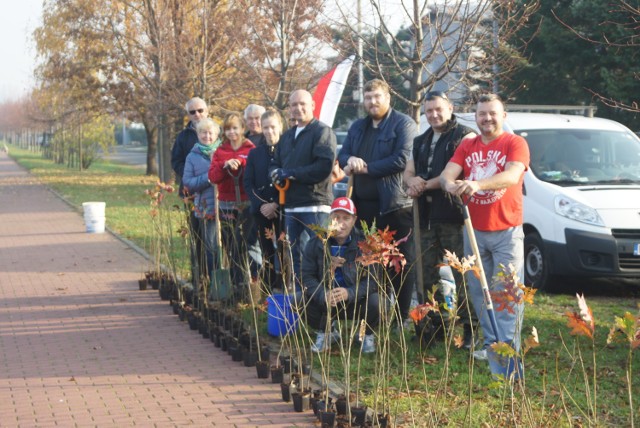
[517,129,640,185]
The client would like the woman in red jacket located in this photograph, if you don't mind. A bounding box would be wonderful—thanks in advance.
[208,113,255,300]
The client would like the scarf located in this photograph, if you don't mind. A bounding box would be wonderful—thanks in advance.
[196,139,219,158]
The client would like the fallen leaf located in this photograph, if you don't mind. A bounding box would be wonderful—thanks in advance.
[422,356,438,365]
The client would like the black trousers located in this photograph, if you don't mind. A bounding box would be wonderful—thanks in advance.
[356,202,416,320]
[305,292,380,334]
[255,213,282,290]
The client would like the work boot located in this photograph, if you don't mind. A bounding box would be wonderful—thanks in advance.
[462,324,473,350]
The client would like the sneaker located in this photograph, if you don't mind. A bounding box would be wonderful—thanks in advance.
[310,330,341,353]
[472,348,488,361]
[361,334,375,353]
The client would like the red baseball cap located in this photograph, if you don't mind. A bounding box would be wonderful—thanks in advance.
[330,197,357,215]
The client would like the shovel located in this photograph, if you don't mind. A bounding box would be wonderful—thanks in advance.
[208,184,232,302]
[274,179,294,293]
[458,196,522,381]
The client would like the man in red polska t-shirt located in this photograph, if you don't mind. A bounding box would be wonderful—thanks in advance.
[440,93,530,363]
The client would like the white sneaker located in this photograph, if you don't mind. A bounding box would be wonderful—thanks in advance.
[311,330,341,353]
[361,334,375,353]
[473,348,488,361]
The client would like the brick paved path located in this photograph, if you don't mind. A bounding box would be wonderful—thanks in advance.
[0,152,315,427]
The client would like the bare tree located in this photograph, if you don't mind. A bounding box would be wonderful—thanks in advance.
[332,0,539,122]
[236,0,335,110]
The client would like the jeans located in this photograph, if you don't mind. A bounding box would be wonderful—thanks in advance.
[199,217,220,280]
[463,226,524,352]
[285,210,329,286]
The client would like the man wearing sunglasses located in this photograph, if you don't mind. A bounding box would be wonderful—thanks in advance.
[172,97,210,195]
[171,97,210,287]
[404,90,477,350]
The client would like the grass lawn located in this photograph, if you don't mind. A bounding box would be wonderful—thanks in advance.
[6,143,640,427]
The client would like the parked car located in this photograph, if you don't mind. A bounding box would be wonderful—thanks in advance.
[454,112,640,290]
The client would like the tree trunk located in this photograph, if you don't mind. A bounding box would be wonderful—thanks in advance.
[143,118,159,176]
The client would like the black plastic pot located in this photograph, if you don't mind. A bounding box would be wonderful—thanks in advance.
[260,345,270,362]
[208,322,216,343]
[220,335,228,352]
[187,312,199,330]
[230,345,243,362]
[350,406,367,427]
[158,281,173,300]
[376,413,390,428]
[270,365,284,384]
[291,392,310,412]
[256,360,270,379]
[138,279,148,290]
[335,395,347,416]
[279,355,292,374]
[280,382,291,402]
[227,337,237,356]
[310,389,324,416]
[198,318,209,338]
[318,410,336,427]
[243,350,257,367]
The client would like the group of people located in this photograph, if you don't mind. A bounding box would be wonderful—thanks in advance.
[170,82,529,362]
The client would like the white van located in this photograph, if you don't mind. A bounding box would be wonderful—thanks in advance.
[450,111,640,290]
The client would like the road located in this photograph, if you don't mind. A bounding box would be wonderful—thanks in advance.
[102,145,153,167]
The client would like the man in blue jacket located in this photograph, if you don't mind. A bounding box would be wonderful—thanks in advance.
[270,90,337,286]
[338,79,418,325]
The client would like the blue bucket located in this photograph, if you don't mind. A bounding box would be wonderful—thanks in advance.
[267,294,299,336]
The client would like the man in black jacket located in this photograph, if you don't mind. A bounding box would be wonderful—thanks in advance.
[270,89,336,284]
[404,90,476,349]
[303,197,379,353]
[171,97,209,286]
[337,79,418,325]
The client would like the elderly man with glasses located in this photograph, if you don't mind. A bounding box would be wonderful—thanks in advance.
[171,97,210,287]
[404,90,477,350]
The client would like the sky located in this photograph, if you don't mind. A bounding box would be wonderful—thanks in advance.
[0,0,43,102]
[0,0,408,103]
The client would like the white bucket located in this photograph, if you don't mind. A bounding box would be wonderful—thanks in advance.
[82,202,106,233]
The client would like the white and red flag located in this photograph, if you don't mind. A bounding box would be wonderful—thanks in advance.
[312,55,355,128]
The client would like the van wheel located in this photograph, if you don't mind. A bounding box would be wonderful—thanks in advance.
[524,232,549,290]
